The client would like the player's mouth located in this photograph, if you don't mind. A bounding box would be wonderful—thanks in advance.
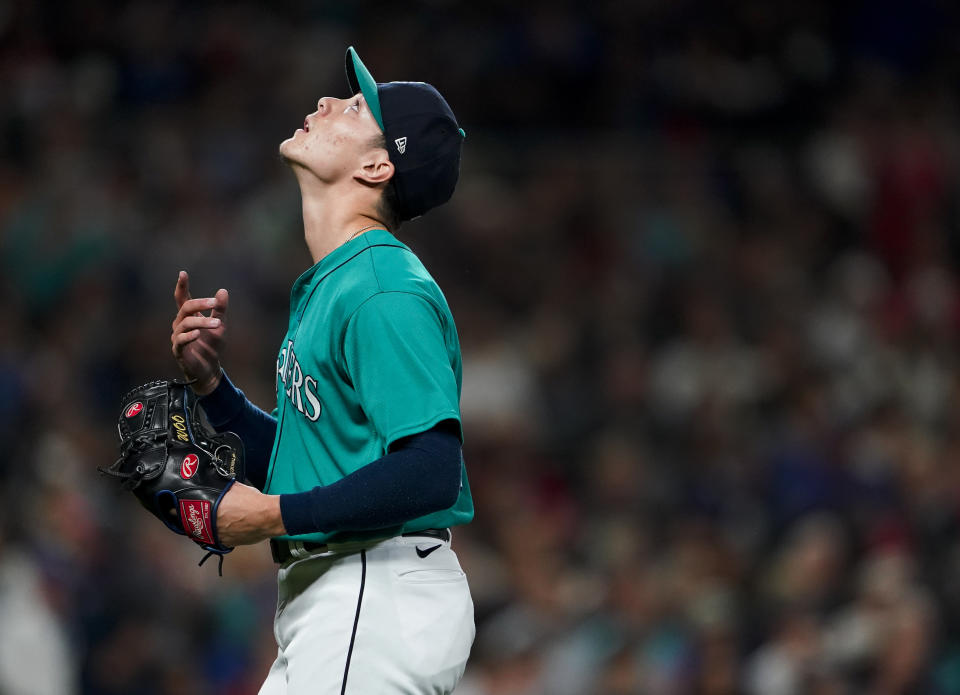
[303,118,310,132]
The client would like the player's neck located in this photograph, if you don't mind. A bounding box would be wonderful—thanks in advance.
[298,182,385,264]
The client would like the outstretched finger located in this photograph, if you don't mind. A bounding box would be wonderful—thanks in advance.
[210,288,229,321]
[174,270,193,309]
[176,315,222,333]
[174,297,219,326]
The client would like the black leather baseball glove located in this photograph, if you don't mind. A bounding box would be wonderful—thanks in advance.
[100,380,245,573]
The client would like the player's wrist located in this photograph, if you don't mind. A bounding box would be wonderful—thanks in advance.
[191,368,223,396]
[263,494,287,537]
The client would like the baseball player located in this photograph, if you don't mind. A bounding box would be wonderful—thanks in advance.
[169,47,475,693]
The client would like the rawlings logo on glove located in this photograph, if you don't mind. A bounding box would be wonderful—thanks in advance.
[100,380,246,574]
[181,500,214,544]
[181,454,199,479]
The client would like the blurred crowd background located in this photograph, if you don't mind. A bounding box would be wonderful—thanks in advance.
[2,1,960,693]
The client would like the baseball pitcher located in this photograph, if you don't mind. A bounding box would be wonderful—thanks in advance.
[169,47,474,694]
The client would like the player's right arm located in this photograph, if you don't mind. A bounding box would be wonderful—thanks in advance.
[171,271,277,490]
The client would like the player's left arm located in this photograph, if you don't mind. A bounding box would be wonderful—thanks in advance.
[277,420,462,536]
[216,420,461,545]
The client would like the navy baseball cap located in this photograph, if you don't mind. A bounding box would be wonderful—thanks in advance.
[346,46,465,221]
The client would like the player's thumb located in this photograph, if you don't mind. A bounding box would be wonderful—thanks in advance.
[211,288,229,320]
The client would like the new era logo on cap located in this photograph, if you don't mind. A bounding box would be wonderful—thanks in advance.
[394,137,407,154]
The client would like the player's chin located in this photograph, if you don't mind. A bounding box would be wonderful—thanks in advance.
[278,136,301,163]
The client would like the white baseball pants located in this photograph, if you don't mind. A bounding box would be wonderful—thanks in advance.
[258,534,475,694]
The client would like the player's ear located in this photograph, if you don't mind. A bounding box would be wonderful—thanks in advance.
[356,147,394,186]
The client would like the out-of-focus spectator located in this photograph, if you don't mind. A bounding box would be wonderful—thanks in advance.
[0,527,77,695]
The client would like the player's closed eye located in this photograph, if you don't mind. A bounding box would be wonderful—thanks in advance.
[345,99,361,114]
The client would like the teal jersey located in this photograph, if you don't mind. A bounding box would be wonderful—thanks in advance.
[265,229,474,543]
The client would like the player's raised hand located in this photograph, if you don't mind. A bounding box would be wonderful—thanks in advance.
[171,271,229,395]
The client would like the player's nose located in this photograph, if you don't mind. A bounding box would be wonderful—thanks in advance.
[316,96,336,115]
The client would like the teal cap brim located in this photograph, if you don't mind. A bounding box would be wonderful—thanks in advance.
[345,47,384,131]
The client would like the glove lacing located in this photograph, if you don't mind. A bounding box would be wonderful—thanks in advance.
[97,434,166,490]
[198,550,226,576]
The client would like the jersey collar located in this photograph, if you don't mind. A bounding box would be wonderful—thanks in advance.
[291,229,409,298]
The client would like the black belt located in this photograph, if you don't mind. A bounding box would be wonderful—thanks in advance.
[269,528,451,564]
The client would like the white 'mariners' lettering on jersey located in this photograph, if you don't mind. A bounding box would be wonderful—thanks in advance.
[276,342,322,422]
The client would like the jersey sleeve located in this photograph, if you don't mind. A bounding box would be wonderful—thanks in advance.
[343,291,461,448]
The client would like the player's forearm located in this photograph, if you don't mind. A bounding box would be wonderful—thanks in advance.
[278,427,462,536]
[199,370,277,489]
[216,482,287,546]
